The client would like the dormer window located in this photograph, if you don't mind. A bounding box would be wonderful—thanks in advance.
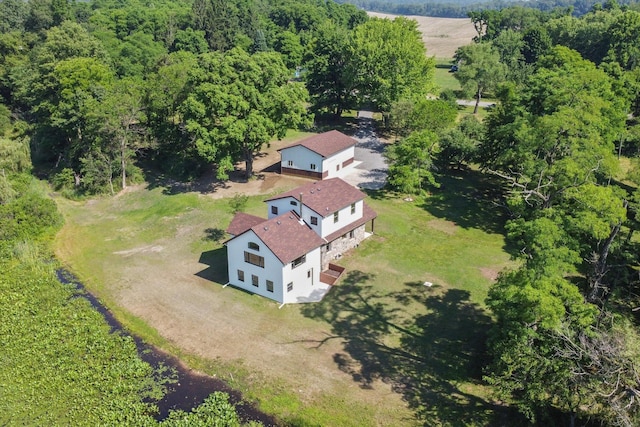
[271,206,278,215]
[248,242,259,251]
[290,201,297,206]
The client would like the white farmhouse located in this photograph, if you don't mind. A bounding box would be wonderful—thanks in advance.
[278,130,356,180]
[224,178,376,305]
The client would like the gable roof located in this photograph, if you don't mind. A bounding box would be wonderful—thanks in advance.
[265,178,366,217]
[226,212,265,236]
[227,211,325,265]
[278,130,356,158]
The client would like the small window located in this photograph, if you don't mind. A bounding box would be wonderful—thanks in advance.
[325,242,331,251]
[310,163,317,170]
[307,270,311,278]
[287,282,293,292]
[333,211,339,223]
[336,165,340,171]
[248,242,259,251]
[271,206,278,215]
[266,280,273,292]
[252,274,259,287]
[310,216,318,226]
[290,200,297,206]
[287,160,293,166]
[351,203,356,214]
[291,255,306,268]
[237,270,245,282]
[349,230,355,239]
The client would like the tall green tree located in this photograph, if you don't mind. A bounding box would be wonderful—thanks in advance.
[454,42,506,114]
[352,17,435,112]
[181,48,310,179]
[386,130,439,194]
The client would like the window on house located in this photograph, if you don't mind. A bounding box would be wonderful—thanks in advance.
[287,282,293,292]
[336,165,340,171]
[287,160,293,166]
[252,274,259,287]
[244,251,264,268]
[237,270,245,282]
[326,242,331,251]
[310,163,316,170]
[349,230,355,239]
[307,270,311,278]
[290,200,297,206]
[333,211,339,223]
[291,255,306,268]
[248,242,259,251]
[310,216,318,225]
[271,206,278,215]
[266,280,274,292]
[351,203,356,214]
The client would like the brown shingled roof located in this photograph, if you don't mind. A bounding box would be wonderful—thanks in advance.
[324,202,377,242]
[226,212,265,236]
[250,212,325,265]
[266,178,366,217]
[278,130,356,158]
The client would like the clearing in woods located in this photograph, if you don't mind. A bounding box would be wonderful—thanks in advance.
[367,11,477,59]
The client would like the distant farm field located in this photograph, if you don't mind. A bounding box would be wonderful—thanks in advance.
[367,12,477,59]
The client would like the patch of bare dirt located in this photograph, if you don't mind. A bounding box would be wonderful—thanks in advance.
[367,12,477,58]
[427,219,457,235]
[479,267,500,281]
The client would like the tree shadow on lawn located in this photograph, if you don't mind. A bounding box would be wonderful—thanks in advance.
[196,247,228,284]
[423,168,508,236]
[300,271,516,426]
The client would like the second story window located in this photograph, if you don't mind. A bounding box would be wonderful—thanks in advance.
[351,203,356,214]
[310,163,317,170]
[291,255,306,268]
[271,206,278,215]
[244,251,264,268]
[333,211,339,223]
[310,216,318,225]
[248,242,259,251]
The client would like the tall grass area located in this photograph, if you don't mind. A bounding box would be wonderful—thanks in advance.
[54,168,515,426]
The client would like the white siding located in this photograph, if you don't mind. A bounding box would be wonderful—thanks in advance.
[281,247,322,304]
[280,146,324,174]
[226,230,285,303]
[321,146,355,178]
[319,200,364,239]
[267,197,301,220]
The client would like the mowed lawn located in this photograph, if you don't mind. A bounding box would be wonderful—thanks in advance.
[54,168,514,426]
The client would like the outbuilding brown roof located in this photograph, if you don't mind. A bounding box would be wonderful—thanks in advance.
[249,212,325,265]
[265,178,366,217]
[278,130,356,158]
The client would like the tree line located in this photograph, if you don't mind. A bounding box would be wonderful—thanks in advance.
[336,0,639,18]
[0,0,434,194]
[383,2,640,425]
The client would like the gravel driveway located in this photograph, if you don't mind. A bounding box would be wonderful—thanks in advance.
[341,111,389,190]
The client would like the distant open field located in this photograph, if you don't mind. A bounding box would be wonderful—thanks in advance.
[367,12,477,59]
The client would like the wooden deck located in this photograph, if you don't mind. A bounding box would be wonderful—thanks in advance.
[320,263,345,286]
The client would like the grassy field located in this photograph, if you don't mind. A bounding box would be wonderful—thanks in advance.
[54,163,514,425]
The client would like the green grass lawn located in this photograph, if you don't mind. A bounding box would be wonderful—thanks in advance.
[54,168,515,426]
[434,60,461,95]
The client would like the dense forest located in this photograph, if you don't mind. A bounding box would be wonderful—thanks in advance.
[2,0,640,424]
[336,0,639,18]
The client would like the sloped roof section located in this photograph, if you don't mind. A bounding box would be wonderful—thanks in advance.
[266,177,367,217]
[278,130,356,158]
[226,212,265,236]
[251,212,325,265]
